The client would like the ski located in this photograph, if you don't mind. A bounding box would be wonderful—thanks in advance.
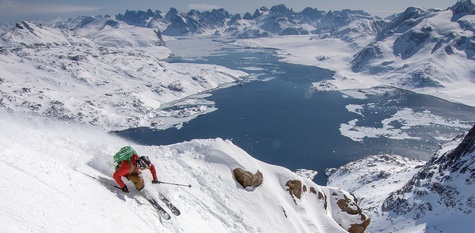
[81,173,173,219]
[159,193,181,216]
[146,197,171,220]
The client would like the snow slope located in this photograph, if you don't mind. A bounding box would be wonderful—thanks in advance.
[328,125,475,233]
[0,111,368,233]
[380,126,475,233]
[327,154,426,232]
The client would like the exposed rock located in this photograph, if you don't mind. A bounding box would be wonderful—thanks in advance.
[153,29,166,46]
[351,42,383,72]
[451,0,475,20]
[335,193,370,233]
[310,186,317,194]
[233,168,263,188]
[285,179,303,199]
[383,125,475,219]
[281,206,288,218]
[337,195,360,215]
[285,179,369,232]
[349,219,371,233]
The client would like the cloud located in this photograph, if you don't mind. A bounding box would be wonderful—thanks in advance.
[0,0,101,16]
[187,3,220,11]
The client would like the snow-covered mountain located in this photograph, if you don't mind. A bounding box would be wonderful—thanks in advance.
[230,1,475,107]
[0,21,247,131]
[348,0,475,102]
[1,1,473,131]
[382,125,475,232]
[328,124,475,232]
[1,1,475,232]
[51,4,383,39]
[0,112,369,233]
[0,4,384,132]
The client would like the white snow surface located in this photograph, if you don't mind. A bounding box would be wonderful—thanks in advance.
[1,4,474,232]
[0,111,365,233]
[327,132,475,233]
[327,154,426,232]
[340,106,472,142]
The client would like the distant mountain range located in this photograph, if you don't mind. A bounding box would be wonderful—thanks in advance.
[0,0,473,129]
[351,0,475,88]
[0,1,475,232]
[51,4,383,38]
[50,0,475,94]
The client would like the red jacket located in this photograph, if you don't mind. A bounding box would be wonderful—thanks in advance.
[113,154,158,188]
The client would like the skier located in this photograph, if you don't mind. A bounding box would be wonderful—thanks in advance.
[113,154,159,193]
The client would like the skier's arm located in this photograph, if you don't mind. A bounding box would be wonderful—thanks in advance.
[149,164,158,181]
[113,161,132,188]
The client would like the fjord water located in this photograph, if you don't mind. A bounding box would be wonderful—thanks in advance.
[117,38,474,185]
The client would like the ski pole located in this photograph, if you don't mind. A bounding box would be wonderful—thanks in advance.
[81,172,122,190]
[158,181,192,188]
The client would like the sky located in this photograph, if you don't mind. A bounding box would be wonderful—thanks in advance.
[0,0,460,25]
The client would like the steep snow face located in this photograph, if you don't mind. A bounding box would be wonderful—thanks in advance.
[0,112,368,233]
[0,22,247,131]
[328,124,475,233]
[382,125,475,232]
[326,154,425,231]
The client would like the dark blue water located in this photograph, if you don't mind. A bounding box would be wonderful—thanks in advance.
[116,38,475,185]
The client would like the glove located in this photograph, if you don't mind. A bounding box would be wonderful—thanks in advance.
[121,186,129,193]
[152,180,160,184]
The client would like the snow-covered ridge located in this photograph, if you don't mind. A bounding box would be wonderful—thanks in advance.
[345,0,475,105]
[328,123,475,232]
[0,111,369,233]
[50,4,383,39]
[381,125,475,231]
[327,154,425,232]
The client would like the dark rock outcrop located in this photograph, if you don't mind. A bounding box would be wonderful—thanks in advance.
[233,168,263,188]
[286,180,303,199]
[383,125,475,219]
[337,194,371,233]
[285,179,370,232]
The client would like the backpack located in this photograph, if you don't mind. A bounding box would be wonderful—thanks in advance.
[114,146,136,172]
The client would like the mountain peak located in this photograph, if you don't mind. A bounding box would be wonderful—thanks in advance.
[270,4,293,15]
[116,9,163,27]
[2,21,76,46]
[451,0,475,15]
[434,125,475,172]
[382,124,475,221]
